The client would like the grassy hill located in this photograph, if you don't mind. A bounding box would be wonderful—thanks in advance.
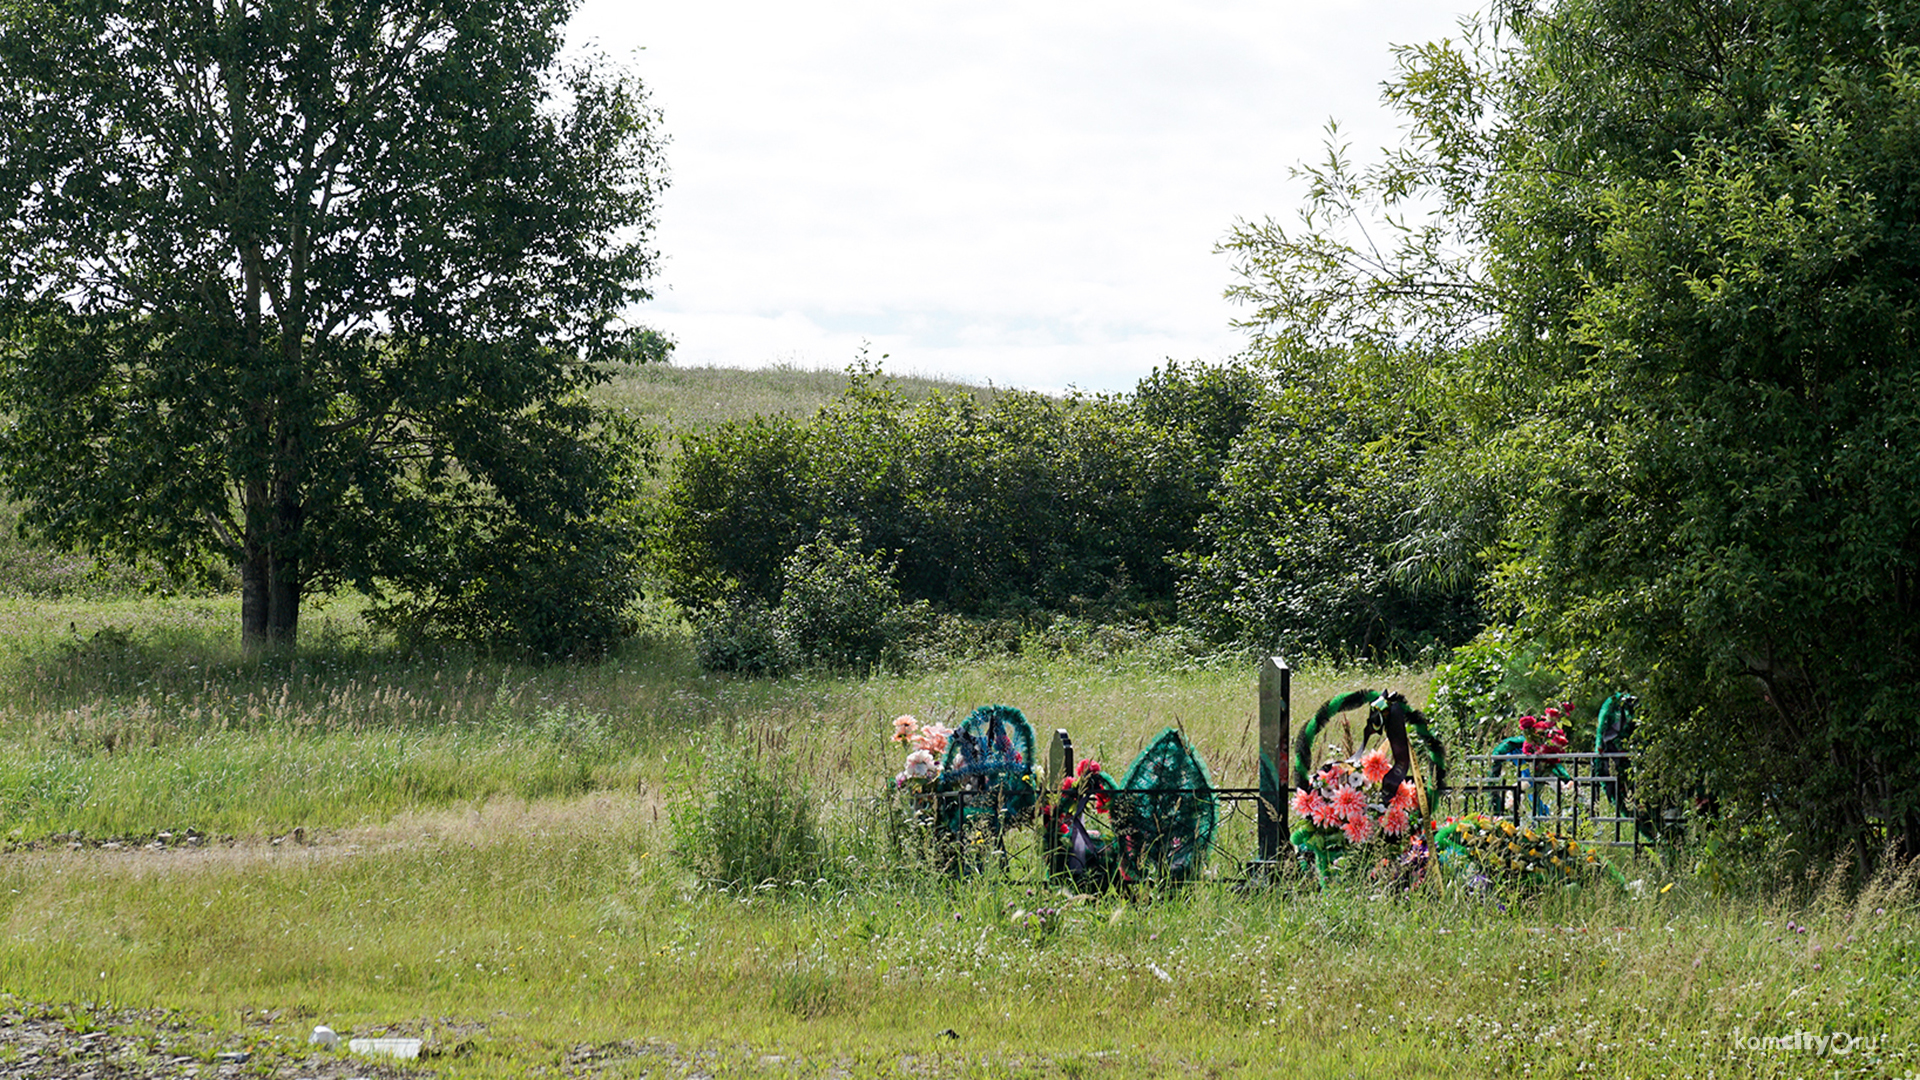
[594,361,1005,438]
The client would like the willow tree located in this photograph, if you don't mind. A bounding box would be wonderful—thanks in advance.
[0,0,665,654]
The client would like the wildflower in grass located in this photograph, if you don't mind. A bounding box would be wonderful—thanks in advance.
[1360,747,1392,786]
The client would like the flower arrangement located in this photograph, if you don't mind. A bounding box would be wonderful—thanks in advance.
[890,714,955,789]
[1435,813,1616,885]
[1291,747,1424,848]
[1060,757,1113,812]
[1518,704,1573,767]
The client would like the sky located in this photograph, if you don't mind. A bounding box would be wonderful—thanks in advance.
[563,1,1475,393]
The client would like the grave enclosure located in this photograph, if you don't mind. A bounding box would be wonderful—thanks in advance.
[902,657,1670,886]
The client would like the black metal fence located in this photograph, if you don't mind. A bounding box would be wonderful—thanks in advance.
[1444,750,1673,853]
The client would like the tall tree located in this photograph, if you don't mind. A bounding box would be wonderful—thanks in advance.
[1231,0,1920,860]
[0,0,664,652]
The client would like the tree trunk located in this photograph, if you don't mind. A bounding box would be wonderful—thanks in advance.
[241,541,269,649]
[240,484,302,651]
[267,483,302,644]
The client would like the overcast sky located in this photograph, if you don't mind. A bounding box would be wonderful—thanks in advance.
[564,1,1475,393]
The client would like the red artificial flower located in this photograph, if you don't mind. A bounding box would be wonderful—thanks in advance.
[1381,806,1410,837]
[1389,779,1418,811]
[1331,787,1367,820]
[1342,815,1375,844]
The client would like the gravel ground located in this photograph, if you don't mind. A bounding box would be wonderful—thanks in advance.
[0,999,420,1080]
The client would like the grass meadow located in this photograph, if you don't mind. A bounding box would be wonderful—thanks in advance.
[0,597,1916,1078]
[595,362,1002,444]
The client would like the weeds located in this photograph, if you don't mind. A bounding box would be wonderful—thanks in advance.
[670,751,826,889]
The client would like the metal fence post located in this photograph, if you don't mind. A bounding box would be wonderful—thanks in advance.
[1258,656,1290,862]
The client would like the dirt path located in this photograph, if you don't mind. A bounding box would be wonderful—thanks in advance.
[3,791,655,874]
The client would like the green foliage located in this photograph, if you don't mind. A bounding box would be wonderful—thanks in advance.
[0,0,666,654]
[692,596,793,677]
[358,414,654,660]
[691,532,927,676]
[1232,0,1920,861]
[775,532,924,673]
[1179,345,1481,660]
[670,753,824,890]
[654,415,820,610]
[1427,626,1568,754]
[655,362,1234,657]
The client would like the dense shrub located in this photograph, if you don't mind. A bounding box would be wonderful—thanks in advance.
[774,532,924,673]
[1178,347,1481,661]
[653,365,1234,652]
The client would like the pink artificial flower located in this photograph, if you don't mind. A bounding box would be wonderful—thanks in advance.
[903,748,939,780]
[1291,788,1323,820]
[1544,707,1562,722]
[892,715,918,742]
[1381,806,1410,837]
[1560,701,1575,717]
[1331,787,1367,820]
[1342,815,1375,844]
[1518,715,1538,733]
[914,722,953,755]
[1075,758,1103,780]
[1389,780,1418,811]
[1360,748,1393,786]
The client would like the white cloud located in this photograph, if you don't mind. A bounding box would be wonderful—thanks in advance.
[570,0,1474,391]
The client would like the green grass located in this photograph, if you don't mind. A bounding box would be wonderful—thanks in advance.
[0,599,1917,1078]
[593,361,1001,439]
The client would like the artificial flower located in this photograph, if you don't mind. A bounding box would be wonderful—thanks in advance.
[1290,780,1320,814]
[914,722,953,755]
[1360,747,1393,786]
[1389,779,1418,811]
[1330,786,1367,820]
[1381,806,1410,837]
[892,715,919,742]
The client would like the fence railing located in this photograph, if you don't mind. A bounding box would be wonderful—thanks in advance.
[1444,750,1671,853]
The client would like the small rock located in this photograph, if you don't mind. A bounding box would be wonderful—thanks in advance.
[310,1024,339,1049]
